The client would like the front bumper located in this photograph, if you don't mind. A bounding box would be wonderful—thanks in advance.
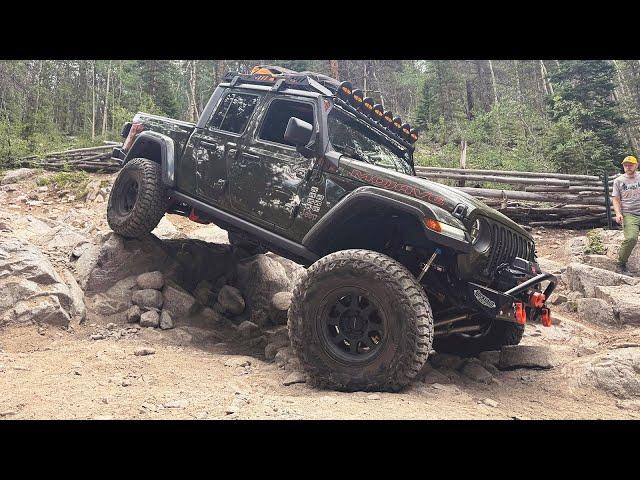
[466,272,557,326]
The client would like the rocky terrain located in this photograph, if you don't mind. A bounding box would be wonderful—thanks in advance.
[0,167,639,419]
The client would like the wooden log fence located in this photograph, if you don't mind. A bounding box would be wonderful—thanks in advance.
[11,143,122,173]
[415,165,619,229]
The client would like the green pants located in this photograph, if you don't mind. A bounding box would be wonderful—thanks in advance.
[619,213,640,265]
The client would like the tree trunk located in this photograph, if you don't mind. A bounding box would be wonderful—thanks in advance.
[539,60,553,96]
[488,60,499,106]
[91,61,96,141]
[101,60,111,137]
[514,60,522,100]
[330,60,339,80]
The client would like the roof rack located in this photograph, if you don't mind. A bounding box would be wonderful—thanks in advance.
[222,66,415,153]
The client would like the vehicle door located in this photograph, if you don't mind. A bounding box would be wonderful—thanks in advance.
[192,90,263,206]
[229,96,317,230]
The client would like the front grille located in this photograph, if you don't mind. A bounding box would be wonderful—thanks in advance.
[483,218,535,277]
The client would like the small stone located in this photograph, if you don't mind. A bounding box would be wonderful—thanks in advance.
[139,310,160,328]
[482,398,499,408]
[106,323,117,330]
[218,285,245,315]
[127,305,141,323]
[94,194,104,203]
[90,334,104,341]
[366,394,381,400]
[0,410,17,417]
[134,347,156,356]
[282,371,306,386]
[272,291,293,311]
[498,345,556,370]
[461,359,494,384]
[201,307,224,324]
[430,352,464,370]
[224,357,252,368]
[132,289,164,310]
[237,320,260,339]
[274,347,295,368]
[478,350,500,366]
[159,310,174,330]
[264,343,281,361]
[136,271,164,290]
[164,399,188,409]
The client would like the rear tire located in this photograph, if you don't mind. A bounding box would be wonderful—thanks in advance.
[433,318,524,357]
[107,158,167,238]
[288,249,433,392]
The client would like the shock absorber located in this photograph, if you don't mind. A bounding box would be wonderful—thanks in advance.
[417,248,442,283]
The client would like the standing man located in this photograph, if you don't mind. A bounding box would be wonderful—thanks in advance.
[612,155,640,273]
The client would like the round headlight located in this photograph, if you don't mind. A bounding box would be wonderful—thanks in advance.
[470,217,491,253]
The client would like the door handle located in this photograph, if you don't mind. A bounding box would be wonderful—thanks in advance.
[200,140,218,148]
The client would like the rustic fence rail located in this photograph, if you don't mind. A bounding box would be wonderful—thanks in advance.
[414,166,618,229]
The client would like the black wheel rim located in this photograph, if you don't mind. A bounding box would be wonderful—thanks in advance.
[319,289,386,364]
[114,176,139,216]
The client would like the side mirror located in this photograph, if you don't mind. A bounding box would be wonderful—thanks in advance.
[284,117,315,158]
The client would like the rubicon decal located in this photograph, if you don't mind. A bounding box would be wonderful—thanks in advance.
[348,168,446,206]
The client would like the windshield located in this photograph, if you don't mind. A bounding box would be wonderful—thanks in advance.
[327,107,413,175]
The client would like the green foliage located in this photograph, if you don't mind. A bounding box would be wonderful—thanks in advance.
[36,170,91,198]
[584,229,608,255]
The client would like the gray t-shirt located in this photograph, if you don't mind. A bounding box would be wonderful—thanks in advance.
[612,173,640,215]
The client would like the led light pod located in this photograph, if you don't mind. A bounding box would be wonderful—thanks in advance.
[373,103,384,122]
[337,81,353,101]
[362,97,375,114]
[351,89,364,107]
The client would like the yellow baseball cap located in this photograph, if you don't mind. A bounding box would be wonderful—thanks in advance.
[623,155,638,164]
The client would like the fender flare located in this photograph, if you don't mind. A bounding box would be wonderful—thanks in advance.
[302,186,472,254]
[124,131,177,187]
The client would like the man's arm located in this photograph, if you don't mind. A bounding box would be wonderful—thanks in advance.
[612,194,623,225]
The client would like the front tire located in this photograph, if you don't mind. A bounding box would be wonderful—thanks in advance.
[107,158,167,238]
[288,249,433,392]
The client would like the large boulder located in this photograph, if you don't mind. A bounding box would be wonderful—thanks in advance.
[218,285,245,315]
[498,345,556,370]
[581,347,640,399]
[593,285,640,325]
[235,254,304,327]
[162,281,196,318]
[575,297,617,326]
[1,168,35,185]
[0,232,73,327]
[564,262,638,298]
[73,233,173,292]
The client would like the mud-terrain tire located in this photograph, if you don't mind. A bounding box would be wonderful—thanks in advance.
[107,158,167,238]
[433,318,524,357]
[288,249,433,392]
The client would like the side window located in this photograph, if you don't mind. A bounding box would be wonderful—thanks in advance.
[258,99,315,147]
[208,92,260,134]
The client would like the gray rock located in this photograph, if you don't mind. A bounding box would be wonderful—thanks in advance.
[593,285,640,325]
[429,352,464,370]
[265,342,282,361]
[421,369,454,385]
[218,285,245,315]
[482,398,499,408]
[159,310,174,330]
[61,269,86,324]
[127,305,141,323]
[90,293,130,316]
[478,350,500,366]
[550,294,567,305]
[582,254,617,272]
[1,168,35,185]
[264,325,289,345]
[132,289,164,310]
[136,271,164,290]
[283,371,306,386]
[272,291,293,311]
[564,262,638,298]
[498,345,556,370]
[201,307,224,324]
[235,254,294,326]
[134,347,156,356]
[151,217,183,240]
[164,399,188,409]
[237,320,260,339]
[461,359,494,384]
[274,347,295,368]
[139,310,160,328]
[193,280,215,306]
[582,348,640,399]
[162,282,196,318]
[213,302,226,315]
[576,297,617,326]
[224,357,252,367]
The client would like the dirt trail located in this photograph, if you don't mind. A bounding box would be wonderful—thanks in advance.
[0,170,638,420]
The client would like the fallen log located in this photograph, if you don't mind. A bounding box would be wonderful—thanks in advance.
[414,166,602,182]
[417,172,571,187]
[458,187,606,205]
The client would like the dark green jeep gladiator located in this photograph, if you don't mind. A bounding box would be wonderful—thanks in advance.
[107,65,556,391]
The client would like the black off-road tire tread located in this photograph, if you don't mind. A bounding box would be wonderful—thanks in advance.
[107,158,167,239]
[287,249,434,392]
[433,319,524,357]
